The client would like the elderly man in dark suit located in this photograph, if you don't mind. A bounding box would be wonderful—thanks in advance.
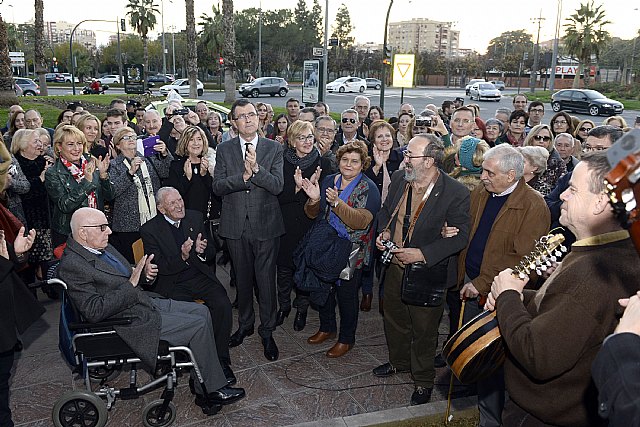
[213,99,285,361]
[140,187,234,384]
[372,134,471,406]
[57,207,245,415]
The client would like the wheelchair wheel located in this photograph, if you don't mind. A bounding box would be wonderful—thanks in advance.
[88,365,122,383]
[142,400,177,427]
[52,390,108,427]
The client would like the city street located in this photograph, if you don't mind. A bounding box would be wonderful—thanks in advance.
[46,85,638,125]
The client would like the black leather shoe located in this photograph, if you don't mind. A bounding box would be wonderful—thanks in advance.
[228,327,254,348]
[207,386,246,406]
[222,363,237,386]
[434,353,447,368]
[293,310,307,331]
[410,386,433,405]
[275,308,291,327]
[262,336,279,361]
[194,395,223,415]
[372,362,410,378]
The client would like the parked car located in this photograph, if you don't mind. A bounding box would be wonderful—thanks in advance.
[60,73,80,83]
[238,77,289,97]
[45,73,63,82]
[326,76,366,93]
[13,77,40,96]
[148,75,173,84]
[97,75,122,85]
[365,78,382,90]
[489,80,505,91]
[469,82,501,102]
[465,78,486,95]
[551,89,624,117]
[159,78,204,96]
[146,99,230,129]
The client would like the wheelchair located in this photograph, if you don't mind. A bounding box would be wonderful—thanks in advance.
[48,278,212,427]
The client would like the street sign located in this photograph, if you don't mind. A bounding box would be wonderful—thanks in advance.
[9,52,25,68]
[313,47,324,57]
[329,38,339,47]
[392,54,415,88]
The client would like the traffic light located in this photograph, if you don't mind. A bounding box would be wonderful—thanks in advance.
[219,57,224,66]
[120,19,126,32]
[383,46,392,65]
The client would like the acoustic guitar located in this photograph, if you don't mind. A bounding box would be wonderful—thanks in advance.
[442,232,567,384]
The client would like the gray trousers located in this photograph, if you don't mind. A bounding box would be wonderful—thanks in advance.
[152,299,227,395]
[463,294,505,427]
[227,218,279,339]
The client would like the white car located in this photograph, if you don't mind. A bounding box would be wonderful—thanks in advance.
[60,73,79,83]
[97,75,122,84]
[159,78,205,96]
[469,82,502,102]
[326,76,366,93]
[465,78,486,95]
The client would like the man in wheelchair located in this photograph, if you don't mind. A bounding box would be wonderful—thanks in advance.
[57,207,245,416]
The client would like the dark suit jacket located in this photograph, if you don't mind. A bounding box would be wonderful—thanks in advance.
[140,210,218,297]
[57,238,161,369]
[377,169,471,286]
[212,136,285,240]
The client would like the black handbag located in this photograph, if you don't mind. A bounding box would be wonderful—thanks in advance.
[401,260,448,307]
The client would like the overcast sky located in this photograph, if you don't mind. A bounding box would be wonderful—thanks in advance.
[4,0,638,53]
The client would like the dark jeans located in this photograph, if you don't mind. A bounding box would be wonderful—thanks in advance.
[276,265,309,313]
[0,351,14,427]
[318,269,361,344]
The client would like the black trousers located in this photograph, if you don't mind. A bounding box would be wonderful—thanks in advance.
[227,225,279,339]
[0,351,14,427]
[318,269,361,345]
[168,276,232,364]
[276,265,310,313]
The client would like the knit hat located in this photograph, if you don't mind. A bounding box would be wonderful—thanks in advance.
[458,136,482,175]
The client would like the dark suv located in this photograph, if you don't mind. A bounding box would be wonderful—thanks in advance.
[238,77,289,97]
[148,75,173,84]
[551,89,624,116]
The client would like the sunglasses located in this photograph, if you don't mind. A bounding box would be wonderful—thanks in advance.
[341,118,357,124]
[579,127,593,132]
[533,135,551,142]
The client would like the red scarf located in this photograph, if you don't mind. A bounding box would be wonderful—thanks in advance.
[60,156,98,209]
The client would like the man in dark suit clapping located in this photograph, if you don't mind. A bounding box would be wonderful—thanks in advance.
[213,99,285,361]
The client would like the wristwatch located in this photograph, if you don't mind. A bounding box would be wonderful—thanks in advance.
[333,200,339,208]
[252,165,260,174]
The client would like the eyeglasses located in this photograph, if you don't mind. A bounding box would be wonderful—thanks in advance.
[553,120,568,125]
[316,127,335,134]
[121,135,137,141]
[403,152,429,159]
[584,144,607,152]
[296,135,314,142]
[529,108,544,114]
[341,118,357,124]
[82,223,110,232]
[234,112,257,121]
[533,135,552,142]
[452,118,473,125]
[579,127,593,132]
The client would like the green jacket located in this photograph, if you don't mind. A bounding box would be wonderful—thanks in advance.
[44,154,115,236]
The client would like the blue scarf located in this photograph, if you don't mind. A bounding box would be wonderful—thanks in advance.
[328,173,362,240]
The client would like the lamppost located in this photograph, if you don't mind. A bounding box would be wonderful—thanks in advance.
[160,0,167,77]
[379,0,394,112]
[169,25,176,77]
[529,12,544,92]
[258,0,262,77]
[549,0,562,91]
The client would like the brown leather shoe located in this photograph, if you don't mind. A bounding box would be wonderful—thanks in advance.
[307,331,337,344]
[360,294,372,311]
[326,342,353,358]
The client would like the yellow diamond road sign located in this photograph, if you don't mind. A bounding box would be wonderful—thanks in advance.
[392,54,415,88]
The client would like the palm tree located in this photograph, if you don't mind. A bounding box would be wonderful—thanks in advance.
[199,4,223,74]
[563,0,611,88]
[222,0,236,103]
[126,0,159,74]
[34,0,48,95]
[0,15,17,103]
[185,0,197,98]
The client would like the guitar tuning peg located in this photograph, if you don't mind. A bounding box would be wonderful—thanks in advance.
[529,262,536,270]
[550,255,557,262]
[540,265,547,271]
[519,272,527,280]
[545,260,551,266]
[554,250,562,257]
[536,268,542,275]
[560,245,567,252]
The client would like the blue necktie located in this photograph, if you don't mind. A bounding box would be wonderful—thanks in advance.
[99,250,130,276]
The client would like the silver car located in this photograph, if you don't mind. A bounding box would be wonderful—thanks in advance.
[469,82,501,102]
[238,77,289,98]
[13,77,40,96]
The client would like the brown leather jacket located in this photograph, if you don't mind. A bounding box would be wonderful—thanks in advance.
[457,178,550,295]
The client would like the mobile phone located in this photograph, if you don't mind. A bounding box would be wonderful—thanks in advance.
[174,108,189,116]
[415,116,432,127]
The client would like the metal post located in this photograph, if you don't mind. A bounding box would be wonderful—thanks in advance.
[321,0,328,103]
[380,0,394,112]
[172,30,176,76]
[258,0,262,77]
[529,12,544,92]
[549,0,562,91]
[161,0,166,77]
[117,18,123,84]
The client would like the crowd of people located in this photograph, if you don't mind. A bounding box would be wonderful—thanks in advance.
[1,91,640,426]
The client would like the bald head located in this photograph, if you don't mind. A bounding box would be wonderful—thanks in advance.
[70,207,111,250]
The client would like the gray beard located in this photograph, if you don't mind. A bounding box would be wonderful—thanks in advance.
[404,167,417,182]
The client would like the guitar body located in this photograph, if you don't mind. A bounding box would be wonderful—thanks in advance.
[442,309,504,384]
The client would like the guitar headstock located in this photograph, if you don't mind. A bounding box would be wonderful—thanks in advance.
[512,233,567,279]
